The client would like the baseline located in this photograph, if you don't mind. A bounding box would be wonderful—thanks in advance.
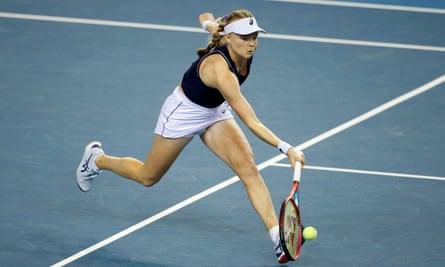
[268,0,445,14]
[1,12,444,52]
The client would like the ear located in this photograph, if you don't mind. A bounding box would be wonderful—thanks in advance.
[223,33,232,43]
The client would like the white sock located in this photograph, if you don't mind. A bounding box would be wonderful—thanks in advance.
[269,225,280,246]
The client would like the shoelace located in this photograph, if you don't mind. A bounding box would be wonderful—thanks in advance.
[81,154,98,177]
[275,244,283,257]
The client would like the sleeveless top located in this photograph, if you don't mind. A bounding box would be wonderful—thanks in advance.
[181,45,252,108]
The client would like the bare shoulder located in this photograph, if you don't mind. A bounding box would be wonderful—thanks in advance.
[200,53,227,71]
[199,53,233,88]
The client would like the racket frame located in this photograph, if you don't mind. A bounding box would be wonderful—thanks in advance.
[278,162,303,261]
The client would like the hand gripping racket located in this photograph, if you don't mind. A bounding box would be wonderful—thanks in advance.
[279,161,303,261]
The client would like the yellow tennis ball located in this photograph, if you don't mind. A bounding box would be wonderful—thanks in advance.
[303,226,318,240]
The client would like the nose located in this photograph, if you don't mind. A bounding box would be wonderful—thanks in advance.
[248,38,256,46]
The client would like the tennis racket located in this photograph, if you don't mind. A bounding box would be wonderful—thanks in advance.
[279,161,303,261]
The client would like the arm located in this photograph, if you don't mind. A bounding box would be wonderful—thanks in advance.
[200,55,305,167]
[199,13,220,34]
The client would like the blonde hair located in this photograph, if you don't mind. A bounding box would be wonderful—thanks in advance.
[196,9,255,56]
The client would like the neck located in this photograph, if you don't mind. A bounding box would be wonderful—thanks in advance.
[227,46,248,75]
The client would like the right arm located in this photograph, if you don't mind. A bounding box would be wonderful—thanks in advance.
[199,54,305,167]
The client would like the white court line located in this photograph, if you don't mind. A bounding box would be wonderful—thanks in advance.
[262,33,445,52]
[268,0,445,14]
[272,163,445,181]
[50,74,445,266]
[1,12,445,52]
[0,12,203,33]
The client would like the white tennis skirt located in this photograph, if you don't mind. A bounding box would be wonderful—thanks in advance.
[154,86,234,138]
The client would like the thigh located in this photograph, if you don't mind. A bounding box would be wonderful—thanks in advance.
[141,134,193,180]
[200,119,255,174]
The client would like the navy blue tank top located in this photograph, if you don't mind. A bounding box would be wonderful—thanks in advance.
[181,45,252,108]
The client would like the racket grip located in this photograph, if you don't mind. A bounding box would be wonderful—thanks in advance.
[293,161,302,182]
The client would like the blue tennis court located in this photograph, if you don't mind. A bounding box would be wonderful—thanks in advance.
[1,0,444,266]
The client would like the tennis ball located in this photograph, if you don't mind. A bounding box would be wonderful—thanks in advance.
[303,226,318,240]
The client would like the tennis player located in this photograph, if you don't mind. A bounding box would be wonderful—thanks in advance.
[76,9,304,263]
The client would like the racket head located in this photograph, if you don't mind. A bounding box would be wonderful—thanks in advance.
[279,198,302,260]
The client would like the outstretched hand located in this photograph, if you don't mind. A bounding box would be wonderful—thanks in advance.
[288,149,305,169]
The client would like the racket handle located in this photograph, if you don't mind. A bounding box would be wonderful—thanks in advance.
[293,161,302,182]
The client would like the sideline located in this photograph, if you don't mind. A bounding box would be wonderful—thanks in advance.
[272,163,445,182]
[50,74,445,266]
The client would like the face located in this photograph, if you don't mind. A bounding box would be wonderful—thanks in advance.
[226,32,259,59]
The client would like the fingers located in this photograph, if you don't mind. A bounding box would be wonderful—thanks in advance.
[289,149,305,169]
[295,150,305,165]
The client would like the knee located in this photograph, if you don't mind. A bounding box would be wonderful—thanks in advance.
[236,160,261,186]
[139,174,162,187]
[140,177,161,187]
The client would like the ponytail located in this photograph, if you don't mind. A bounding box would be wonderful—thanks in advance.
[196,22,225,56]
[196,10,254,56]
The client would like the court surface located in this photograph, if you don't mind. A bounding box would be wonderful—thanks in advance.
[1,0,445,266]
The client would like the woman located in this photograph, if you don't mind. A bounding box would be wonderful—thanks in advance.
[76,9,304,263]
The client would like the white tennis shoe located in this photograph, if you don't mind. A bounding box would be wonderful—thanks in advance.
[76,141,104,192]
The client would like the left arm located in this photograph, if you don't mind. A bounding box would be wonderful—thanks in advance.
[199,13,220,34]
